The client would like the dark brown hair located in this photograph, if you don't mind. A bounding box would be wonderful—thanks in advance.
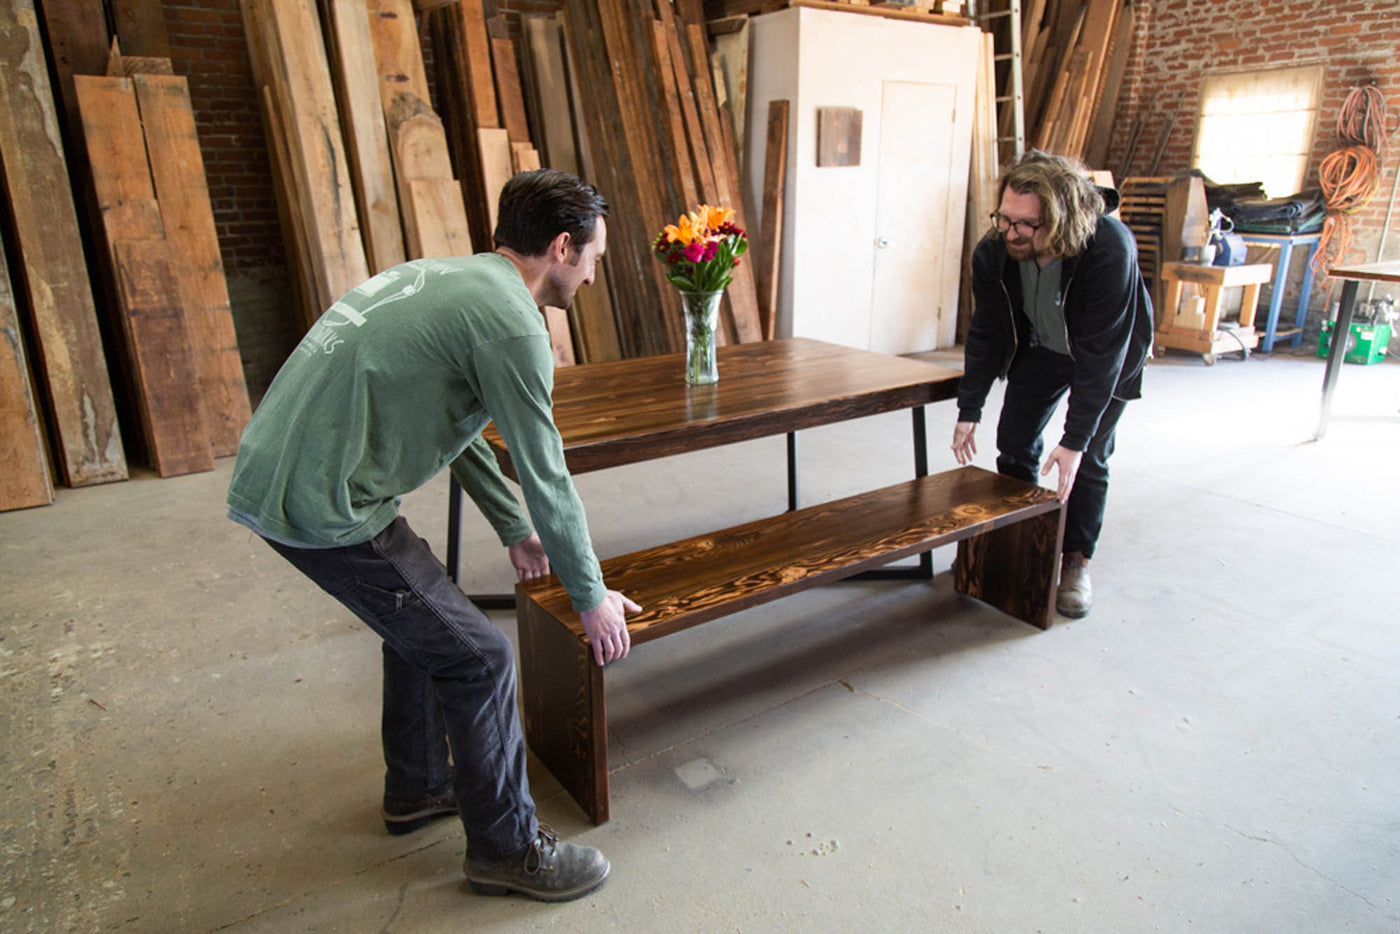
[494,169,610,256]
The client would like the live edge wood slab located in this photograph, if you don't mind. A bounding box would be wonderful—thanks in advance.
[516,465,1064,824]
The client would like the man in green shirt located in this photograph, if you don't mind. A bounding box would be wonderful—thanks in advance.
[227,170,636,902]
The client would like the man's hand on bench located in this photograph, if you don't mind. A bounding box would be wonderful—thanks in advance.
[508,532,551,581]
[580,591,642,666]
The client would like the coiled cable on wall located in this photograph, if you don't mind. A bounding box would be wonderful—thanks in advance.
[1336,84,1390,161]
[1313,86,1389,281]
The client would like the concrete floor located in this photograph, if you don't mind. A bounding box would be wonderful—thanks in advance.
[2,346,1398,932]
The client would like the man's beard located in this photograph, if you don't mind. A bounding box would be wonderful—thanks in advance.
[1004,236,1036,262]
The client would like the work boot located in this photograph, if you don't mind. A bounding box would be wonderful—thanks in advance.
[465,824,610,902]
[381,790,458,835]
[1056,552,1093,618]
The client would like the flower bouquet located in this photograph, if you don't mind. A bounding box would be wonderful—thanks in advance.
[653,205,748,385]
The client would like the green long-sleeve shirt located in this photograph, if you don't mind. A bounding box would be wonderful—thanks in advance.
[226,254,605,612]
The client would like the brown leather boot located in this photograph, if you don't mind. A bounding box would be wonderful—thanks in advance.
[1056,552,1093,618]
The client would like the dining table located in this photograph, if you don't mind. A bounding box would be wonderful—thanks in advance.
[446,337,965,603]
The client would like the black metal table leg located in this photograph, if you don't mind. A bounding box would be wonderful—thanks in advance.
[1316,279,1359,441]
[786,431,799,512]
[853,406,933,581]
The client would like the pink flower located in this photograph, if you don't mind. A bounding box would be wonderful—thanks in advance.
[684,241,704,262]
[702,242,718,261]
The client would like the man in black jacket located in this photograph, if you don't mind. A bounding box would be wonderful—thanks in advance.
[952,150,1153,618]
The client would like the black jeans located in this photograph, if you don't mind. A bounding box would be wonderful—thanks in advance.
[994,346,1128,559]
[264,517,536,859]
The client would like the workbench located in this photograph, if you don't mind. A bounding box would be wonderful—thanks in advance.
[1155,262,1273,364]
[1236,231,1322,353]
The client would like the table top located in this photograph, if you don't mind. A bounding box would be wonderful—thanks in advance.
[485,337,963,478]
[1327,261,1400,285]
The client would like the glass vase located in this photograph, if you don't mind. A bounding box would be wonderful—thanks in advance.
[679,290,722,385]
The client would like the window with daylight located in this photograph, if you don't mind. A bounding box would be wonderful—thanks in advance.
[1192,64,1325,198]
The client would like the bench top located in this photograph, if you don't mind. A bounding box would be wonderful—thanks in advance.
[516,466,1060,645]
[485,338,962,478]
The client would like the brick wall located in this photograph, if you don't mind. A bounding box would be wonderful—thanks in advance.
[1107,0,1400,339]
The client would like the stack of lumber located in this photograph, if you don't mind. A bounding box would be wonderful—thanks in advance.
[247,0,789,361]
[242,0,371,328]
[561,0,766,357]
[1,0,130,507]
[3,0,253,495]
[426,1,592,357]
[246,0,608,359]
[516,10,621,361]
[990,0,1134,168]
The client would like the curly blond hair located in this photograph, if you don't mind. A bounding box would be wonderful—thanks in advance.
[998,150,1104,258]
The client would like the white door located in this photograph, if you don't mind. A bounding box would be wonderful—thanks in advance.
[868,80,958,354]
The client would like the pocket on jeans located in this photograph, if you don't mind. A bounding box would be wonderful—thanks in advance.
[355,580,422,616]
[341,544,423,617]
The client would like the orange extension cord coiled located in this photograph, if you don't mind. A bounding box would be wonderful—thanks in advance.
[1313,87,1388,280]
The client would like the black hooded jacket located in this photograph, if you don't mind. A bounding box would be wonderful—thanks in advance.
[957,188,1154,451]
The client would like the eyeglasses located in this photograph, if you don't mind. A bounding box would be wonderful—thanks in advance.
[990,212,1041,238]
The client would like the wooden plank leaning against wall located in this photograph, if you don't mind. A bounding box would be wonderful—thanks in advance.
[74,73,216,477]
[133,74,253,457]
[241,0,369,327]
[0,0,128,490]
[0,224,55,510]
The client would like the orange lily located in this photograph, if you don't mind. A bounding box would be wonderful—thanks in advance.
[698,204,734,229]
[664,212,700,245]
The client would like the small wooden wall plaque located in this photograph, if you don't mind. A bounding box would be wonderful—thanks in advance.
[817,106,861,167]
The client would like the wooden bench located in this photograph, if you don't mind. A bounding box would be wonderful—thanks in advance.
[515,465,1064,824]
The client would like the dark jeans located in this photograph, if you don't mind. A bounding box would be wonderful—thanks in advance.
[995,346,1128,559]
[264,517,536,859]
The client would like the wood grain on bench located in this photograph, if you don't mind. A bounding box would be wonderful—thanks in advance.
[516,465,1064,824]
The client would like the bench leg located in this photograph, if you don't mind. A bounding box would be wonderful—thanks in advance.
[516,597,610,824]
[952,508,1064,630]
